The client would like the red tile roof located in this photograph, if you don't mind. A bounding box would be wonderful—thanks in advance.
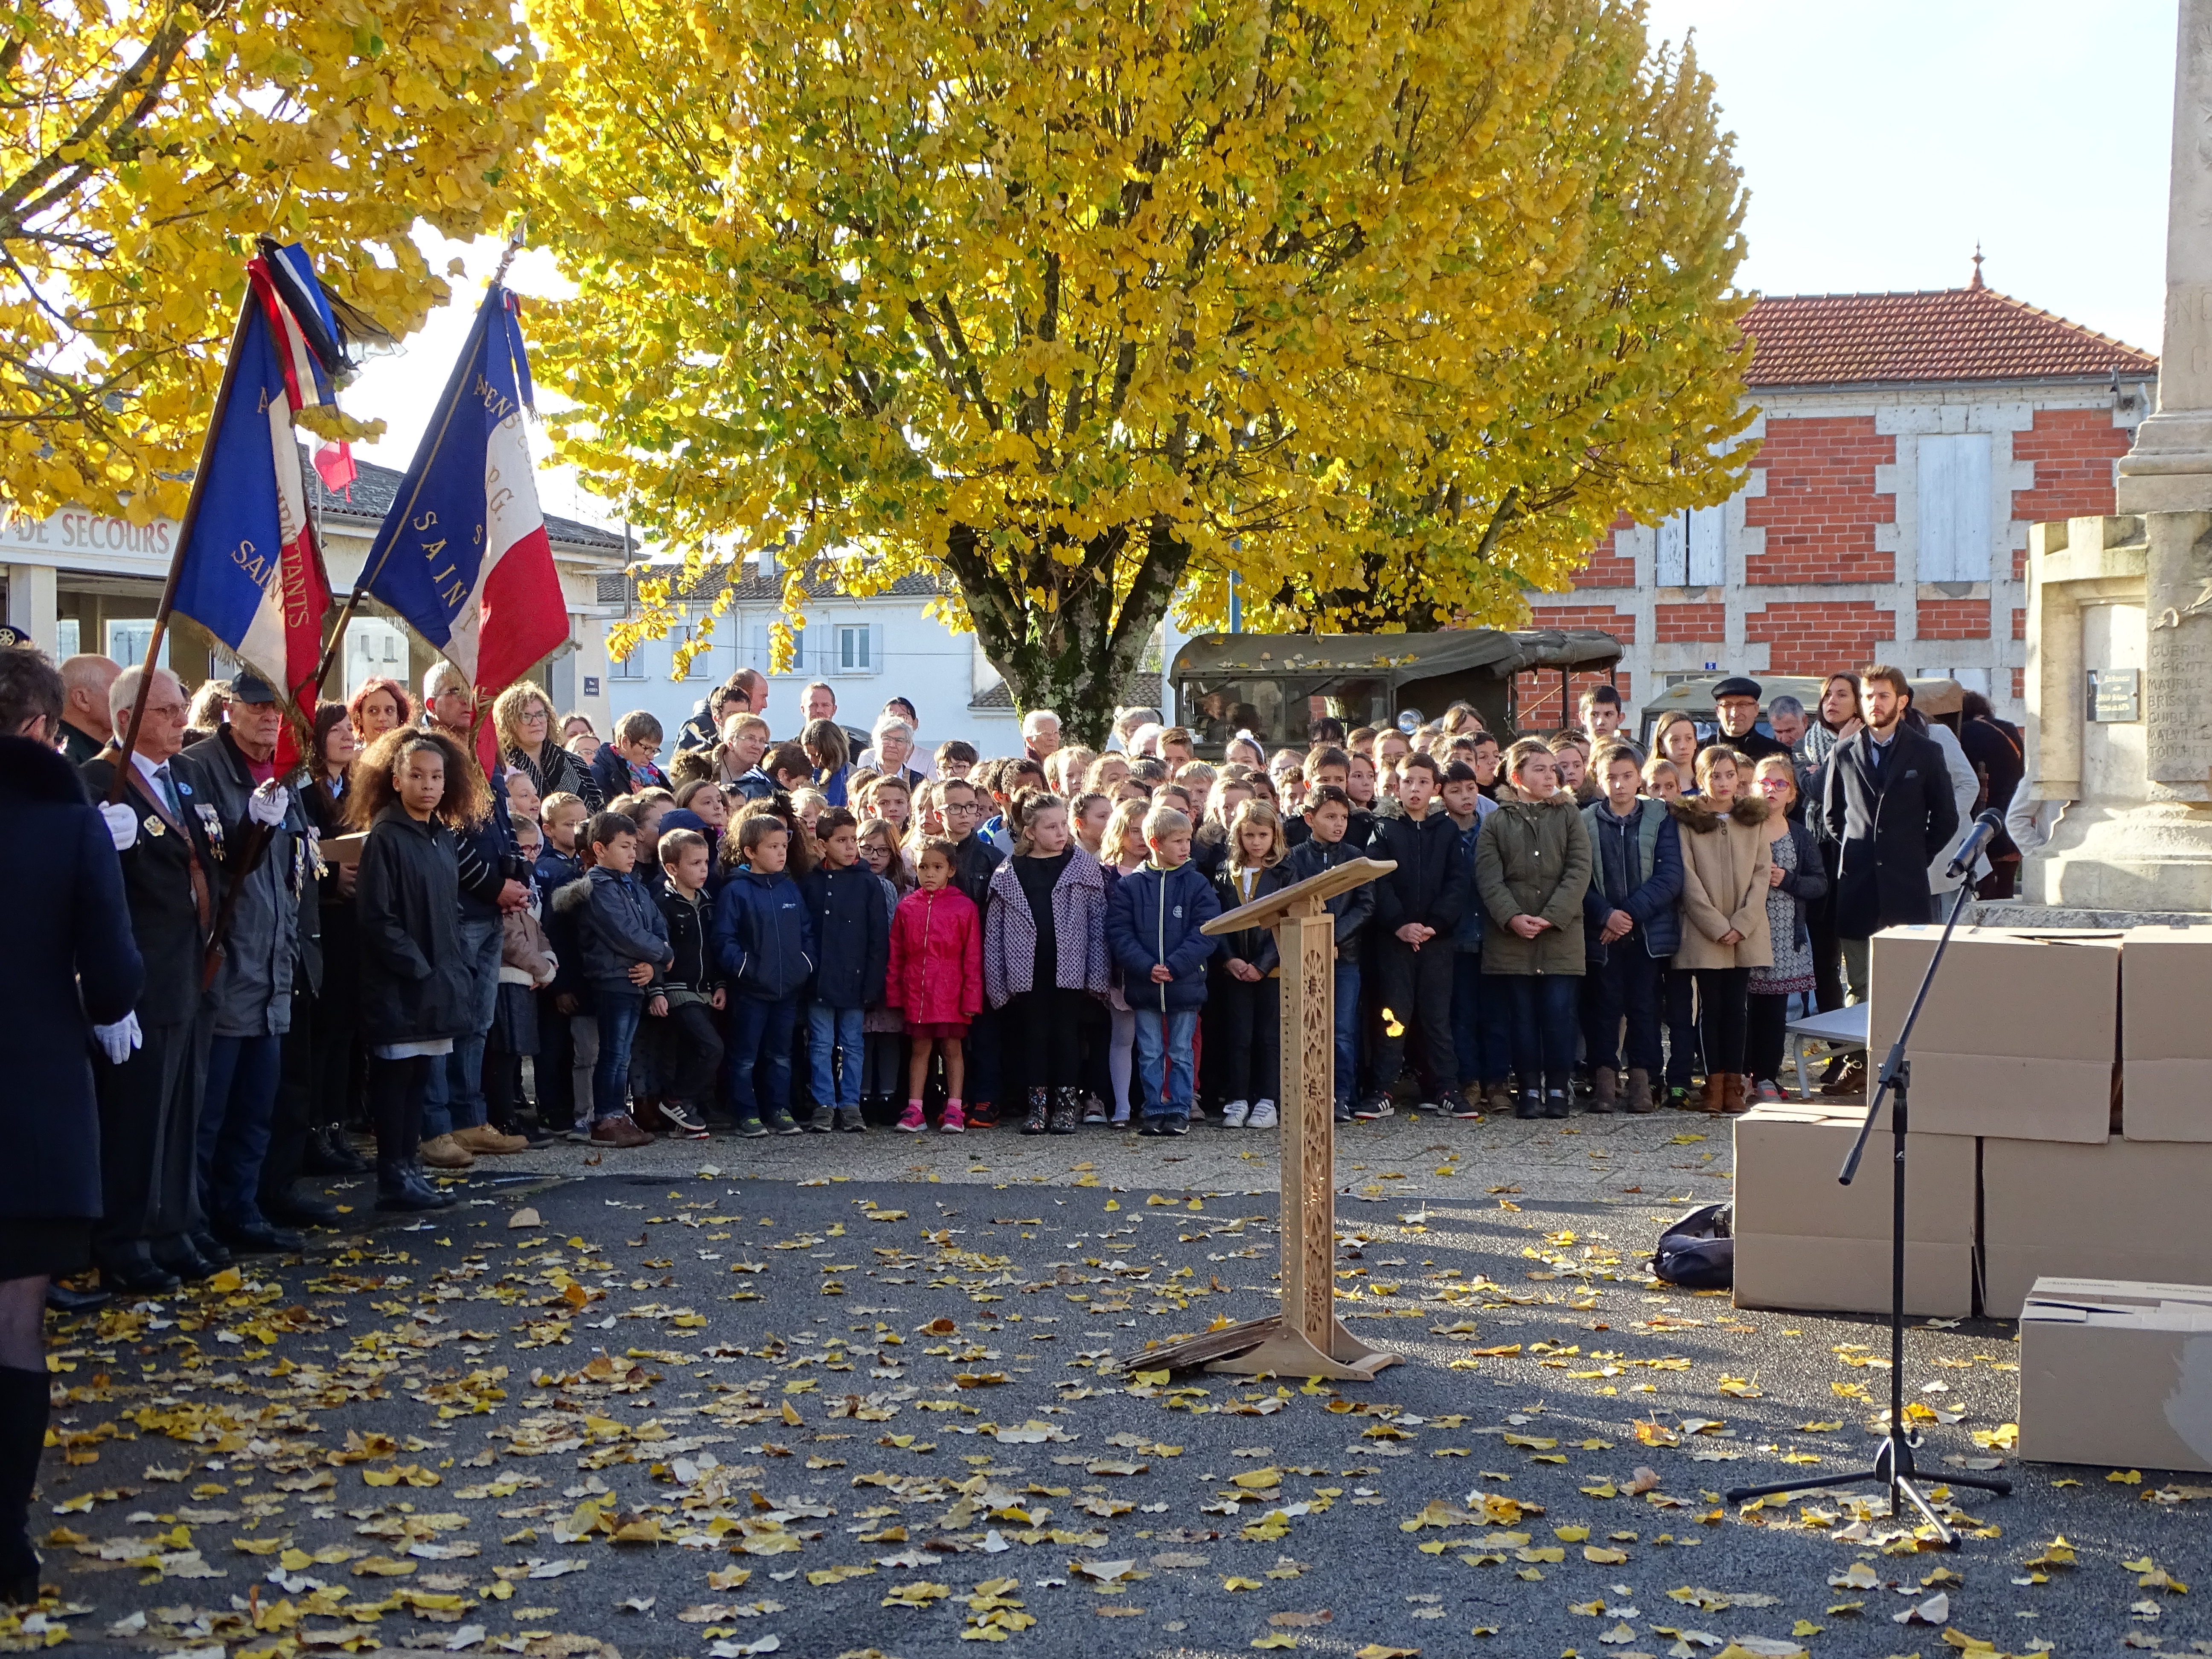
[1741,285,2157,388]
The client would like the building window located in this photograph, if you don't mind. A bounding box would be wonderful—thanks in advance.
[107,618,166,670]
[344,617,407,699]
[1654,505,1725,586]
[611,641,647,679]
[835,622,884,675]
[1917,434,1991,582]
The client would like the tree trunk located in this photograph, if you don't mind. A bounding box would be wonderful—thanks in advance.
[944,516,1190,752]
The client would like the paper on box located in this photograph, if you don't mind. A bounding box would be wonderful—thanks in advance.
[1982,1138,2212,1318]
[1732,1234,1974,1318]
[1869,926,2118,1143]
[2122,928,2212,1141]
[2019,1277,2212,1473]
[1732,1105,1975,1246]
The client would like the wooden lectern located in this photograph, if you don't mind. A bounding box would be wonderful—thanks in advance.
[1127,855,1401,1382]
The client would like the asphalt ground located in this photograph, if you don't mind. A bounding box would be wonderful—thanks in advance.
[26,1155,2210,1659]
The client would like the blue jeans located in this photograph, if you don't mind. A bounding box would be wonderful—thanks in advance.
[1332,963,1362,1107]
[1132,1007,1199,1122]
[423,912,503,1136]
[592,990,646,1121]
[729,992,800,1122]
[807,1003,864,1112]
[1583,947,1663,1075]
[199,1033,281,1228]
[1451,954,1486,1086]
[1484,973,1580,1088]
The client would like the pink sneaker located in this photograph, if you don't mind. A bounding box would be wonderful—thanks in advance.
[939,1100,966,1135]
[895,1100,926,1133]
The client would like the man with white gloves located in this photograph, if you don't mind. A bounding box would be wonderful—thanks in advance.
[172,672,309,1257]
[79,667,221,1292]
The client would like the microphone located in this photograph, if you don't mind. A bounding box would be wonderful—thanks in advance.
[1945,808,2004,882]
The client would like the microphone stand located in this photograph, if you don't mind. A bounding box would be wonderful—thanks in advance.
[1724,875,2011,1546]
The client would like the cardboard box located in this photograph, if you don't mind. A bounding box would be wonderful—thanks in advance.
[1869,926,2119,1143]
[1733,1105,1976,1246]
[1982,1138,2212,1318]
[1733,1234,1975,1318]
[2122,928,2212,1141]
[2018,1277,2212,1473]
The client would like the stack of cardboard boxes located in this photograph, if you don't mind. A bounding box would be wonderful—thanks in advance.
[1731,924,2212,1321]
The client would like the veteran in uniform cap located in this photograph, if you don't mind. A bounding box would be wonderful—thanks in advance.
[1699,675,1793,766]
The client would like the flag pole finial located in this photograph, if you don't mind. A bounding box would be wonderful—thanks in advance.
[489,217,528,290]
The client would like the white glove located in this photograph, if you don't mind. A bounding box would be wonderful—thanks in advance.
[93,1012,141,1066]
[99,802,138,851]
[247,783,289,828]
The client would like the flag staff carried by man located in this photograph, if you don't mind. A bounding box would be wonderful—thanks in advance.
[108,240,361,794]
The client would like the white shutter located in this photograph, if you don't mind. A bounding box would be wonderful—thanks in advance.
[868,623,885,676]
[1654,515,1687,586]
[1687,505,1726,585]
[1918,434,1991,582]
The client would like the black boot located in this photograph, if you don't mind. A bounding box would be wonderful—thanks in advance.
[1047,1086,1081,1135]
[1543,1077,1572,1119]
[1514,1089,1542,1121]
[376,1162,445,1214]
[408,1162,458,1209]
[1021,1088,1051,1136]
[0,1366,49,1604]
[324,1124,370,1173]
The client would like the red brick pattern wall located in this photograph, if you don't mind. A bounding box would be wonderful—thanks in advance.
[1571,512,1639,589]
[1654,602,1726,643]
[2011,407,2129,578]
[1745,600,1896,676]
[1743,416,1896,585]
[2011,606,2026,641]
[1514,669,1632,733]
[1917,598,1991,640]
[1525,602,1635,643]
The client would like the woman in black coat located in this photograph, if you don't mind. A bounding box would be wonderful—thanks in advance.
[348,728,483,1212]
[0,655,143,1603]
[495,680,603,811]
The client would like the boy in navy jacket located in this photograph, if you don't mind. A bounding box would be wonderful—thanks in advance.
[650,827,724,1140]
[712,812,817,1136]
[565,810,672,1149]
[1362,753,1473,1118]
[1579,742,1684,1114]
[1103,806,1220,1135]
[800,809,890,1134]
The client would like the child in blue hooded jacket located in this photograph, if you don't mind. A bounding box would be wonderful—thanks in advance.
[1103,805,1220,1135]
[712,812,817,1137]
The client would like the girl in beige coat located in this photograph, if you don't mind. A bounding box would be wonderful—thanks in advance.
[1667,747,1773,1115]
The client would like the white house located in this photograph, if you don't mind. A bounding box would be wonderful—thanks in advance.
[595,555,1171,751]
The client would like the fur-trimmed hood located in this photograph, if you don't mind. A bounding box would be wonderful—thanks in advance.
[1667,792,1771,833]
[1497,784,1582,811]
[0,734,90,805]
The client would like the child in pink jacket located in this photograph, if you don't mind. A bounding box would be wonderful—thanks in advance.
[885,838,983,1133]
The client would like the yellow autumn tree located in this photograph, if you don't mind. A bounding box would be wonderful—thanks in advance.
[0,0,544,523]
[530,0,1751,744]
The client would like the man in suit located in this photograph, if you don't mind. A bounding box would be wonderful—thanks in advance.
[80,667,224,1290]
[1821,663,1960,1095]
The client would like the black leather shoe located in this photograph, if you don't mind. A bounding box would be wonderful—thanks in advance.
[303,1123,370,1175]
[264,1187,341,1228]
[188,1230,234,1270]
[44,1283,109,1315]
[376,1166,446,1213]
[405,1164,459,1209]
[150,1236,212,1280]
[100,1248,181,1295]
[213,1220,305,1255]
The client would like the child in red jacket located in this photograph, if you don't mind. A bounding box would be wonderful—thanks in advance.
[886,838,983,1133]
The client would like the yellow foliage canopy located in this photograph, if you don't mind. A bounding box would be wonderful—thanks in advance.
[530,0,1751,739]
[0,0,544,522]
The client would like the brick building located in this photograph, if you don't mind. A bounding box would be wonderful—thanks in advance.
[1520,268,2157,728]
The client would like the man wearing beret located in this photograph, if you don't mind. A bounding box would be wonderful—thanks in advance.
[1698,676,1793,766]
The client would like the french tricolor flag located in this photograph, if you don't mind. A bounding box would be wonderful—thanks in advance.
[361,284,567,769]
[169,247,341,768]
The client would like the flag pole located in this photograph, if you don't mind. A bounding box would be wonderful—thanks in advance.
[108,289,259,805]
[309,220,528,707]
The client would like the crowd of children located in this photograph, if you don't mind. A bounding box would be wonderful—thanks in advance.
[387,669,1860,1154]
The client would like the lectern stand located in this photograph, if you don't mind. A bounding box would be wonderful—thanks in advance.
[1123,856,1401,1381]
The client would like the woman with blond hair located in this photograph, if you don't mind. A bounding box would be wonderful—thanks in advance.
[494,679,601,811]
[1667,746,1773,1115]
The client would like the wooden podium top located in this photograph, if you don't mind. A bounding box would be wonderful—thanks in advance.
[1201,856,1395,936]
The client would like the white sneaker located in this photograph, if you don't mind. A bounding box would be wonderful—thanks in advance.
[1219,1099,1249,1129]
[1247,1099,1278,1129]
